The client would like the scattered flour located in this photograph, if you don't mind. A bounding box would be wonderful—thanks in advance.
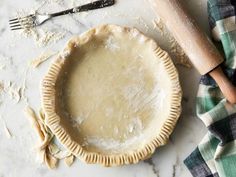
[105,107,114,117]
[0,64,6,70]
[168,37,191,68]
[135,17,150,32]
[0,54,13,69]
[104,36,120,52]
[0,81,23,103]
[122,80,165,113]
[8,84,22,103]
[114,126,119,135]
[85,133,145,152]
[12,9,66,47]
[152,18,192,68]
[36,30,66,47]
[0,82,4,93]
[73,115,86,125]
[19,27,66,47]
[71,112,89,127]
[60,49,71,59]
[128,117,143,133]
[152,18,164,35]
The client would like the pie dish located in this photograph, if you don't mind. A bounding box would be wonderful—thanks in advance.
[41,24,182,166]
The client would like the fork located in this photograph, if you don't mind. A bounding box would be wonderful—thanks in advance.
[9,0,115,31]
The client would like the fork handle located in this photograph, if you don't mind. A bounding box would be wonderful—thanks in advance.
[50,0,114,17]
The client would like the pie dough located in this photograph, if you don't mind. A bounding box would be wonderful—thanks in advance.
[42,25,182,166]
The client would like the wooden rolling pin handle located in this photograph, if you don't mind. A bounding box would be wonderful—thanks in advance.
[149,0,236,104]
[209,67,236,104]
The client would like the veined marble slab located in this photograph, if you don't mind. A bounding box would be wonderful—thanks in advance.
[0,0,208,176]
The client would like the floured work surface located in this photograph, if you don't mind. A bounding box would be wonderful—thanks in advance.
[43,25,181,165]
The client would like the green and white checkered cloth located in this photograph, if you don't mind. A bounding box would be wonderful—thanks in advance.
[184,0,236,177]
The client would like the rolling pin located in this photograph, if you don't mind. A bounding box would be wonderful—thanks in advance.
[149,0,236,104]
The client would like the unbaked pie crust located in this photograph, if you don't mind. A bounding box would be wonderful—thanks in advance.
[41,24,182,166]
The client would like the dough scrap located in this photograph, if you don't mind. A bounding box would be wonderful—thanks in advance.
[30,50,58,68]
[64,154,75,167]
[43,150,59,169]
[24,106,75,169]
[1,117,12,138]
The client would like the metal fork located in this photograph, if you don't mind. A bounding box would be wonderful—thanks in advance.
[9,0,115,31]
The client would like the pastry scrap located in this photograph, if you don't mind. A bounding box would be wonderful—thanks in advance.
[1,117,12,138]
[64,154,75,167]
[30,50,58,68]
[24,106,75,169]
[3,123,12,138]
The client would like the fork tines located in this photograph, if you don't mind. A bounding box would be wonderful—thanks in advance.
[9,15,35,31]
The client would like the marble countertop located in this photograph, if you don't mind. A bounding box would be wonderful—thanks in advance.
[0,0,209,176]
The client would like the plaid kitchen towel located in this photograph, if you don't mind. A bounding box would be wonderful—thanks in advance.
[184,0,236,177]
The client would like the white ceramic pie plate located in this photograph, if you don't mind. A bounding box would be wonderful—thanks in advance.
[42,25,182,166]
